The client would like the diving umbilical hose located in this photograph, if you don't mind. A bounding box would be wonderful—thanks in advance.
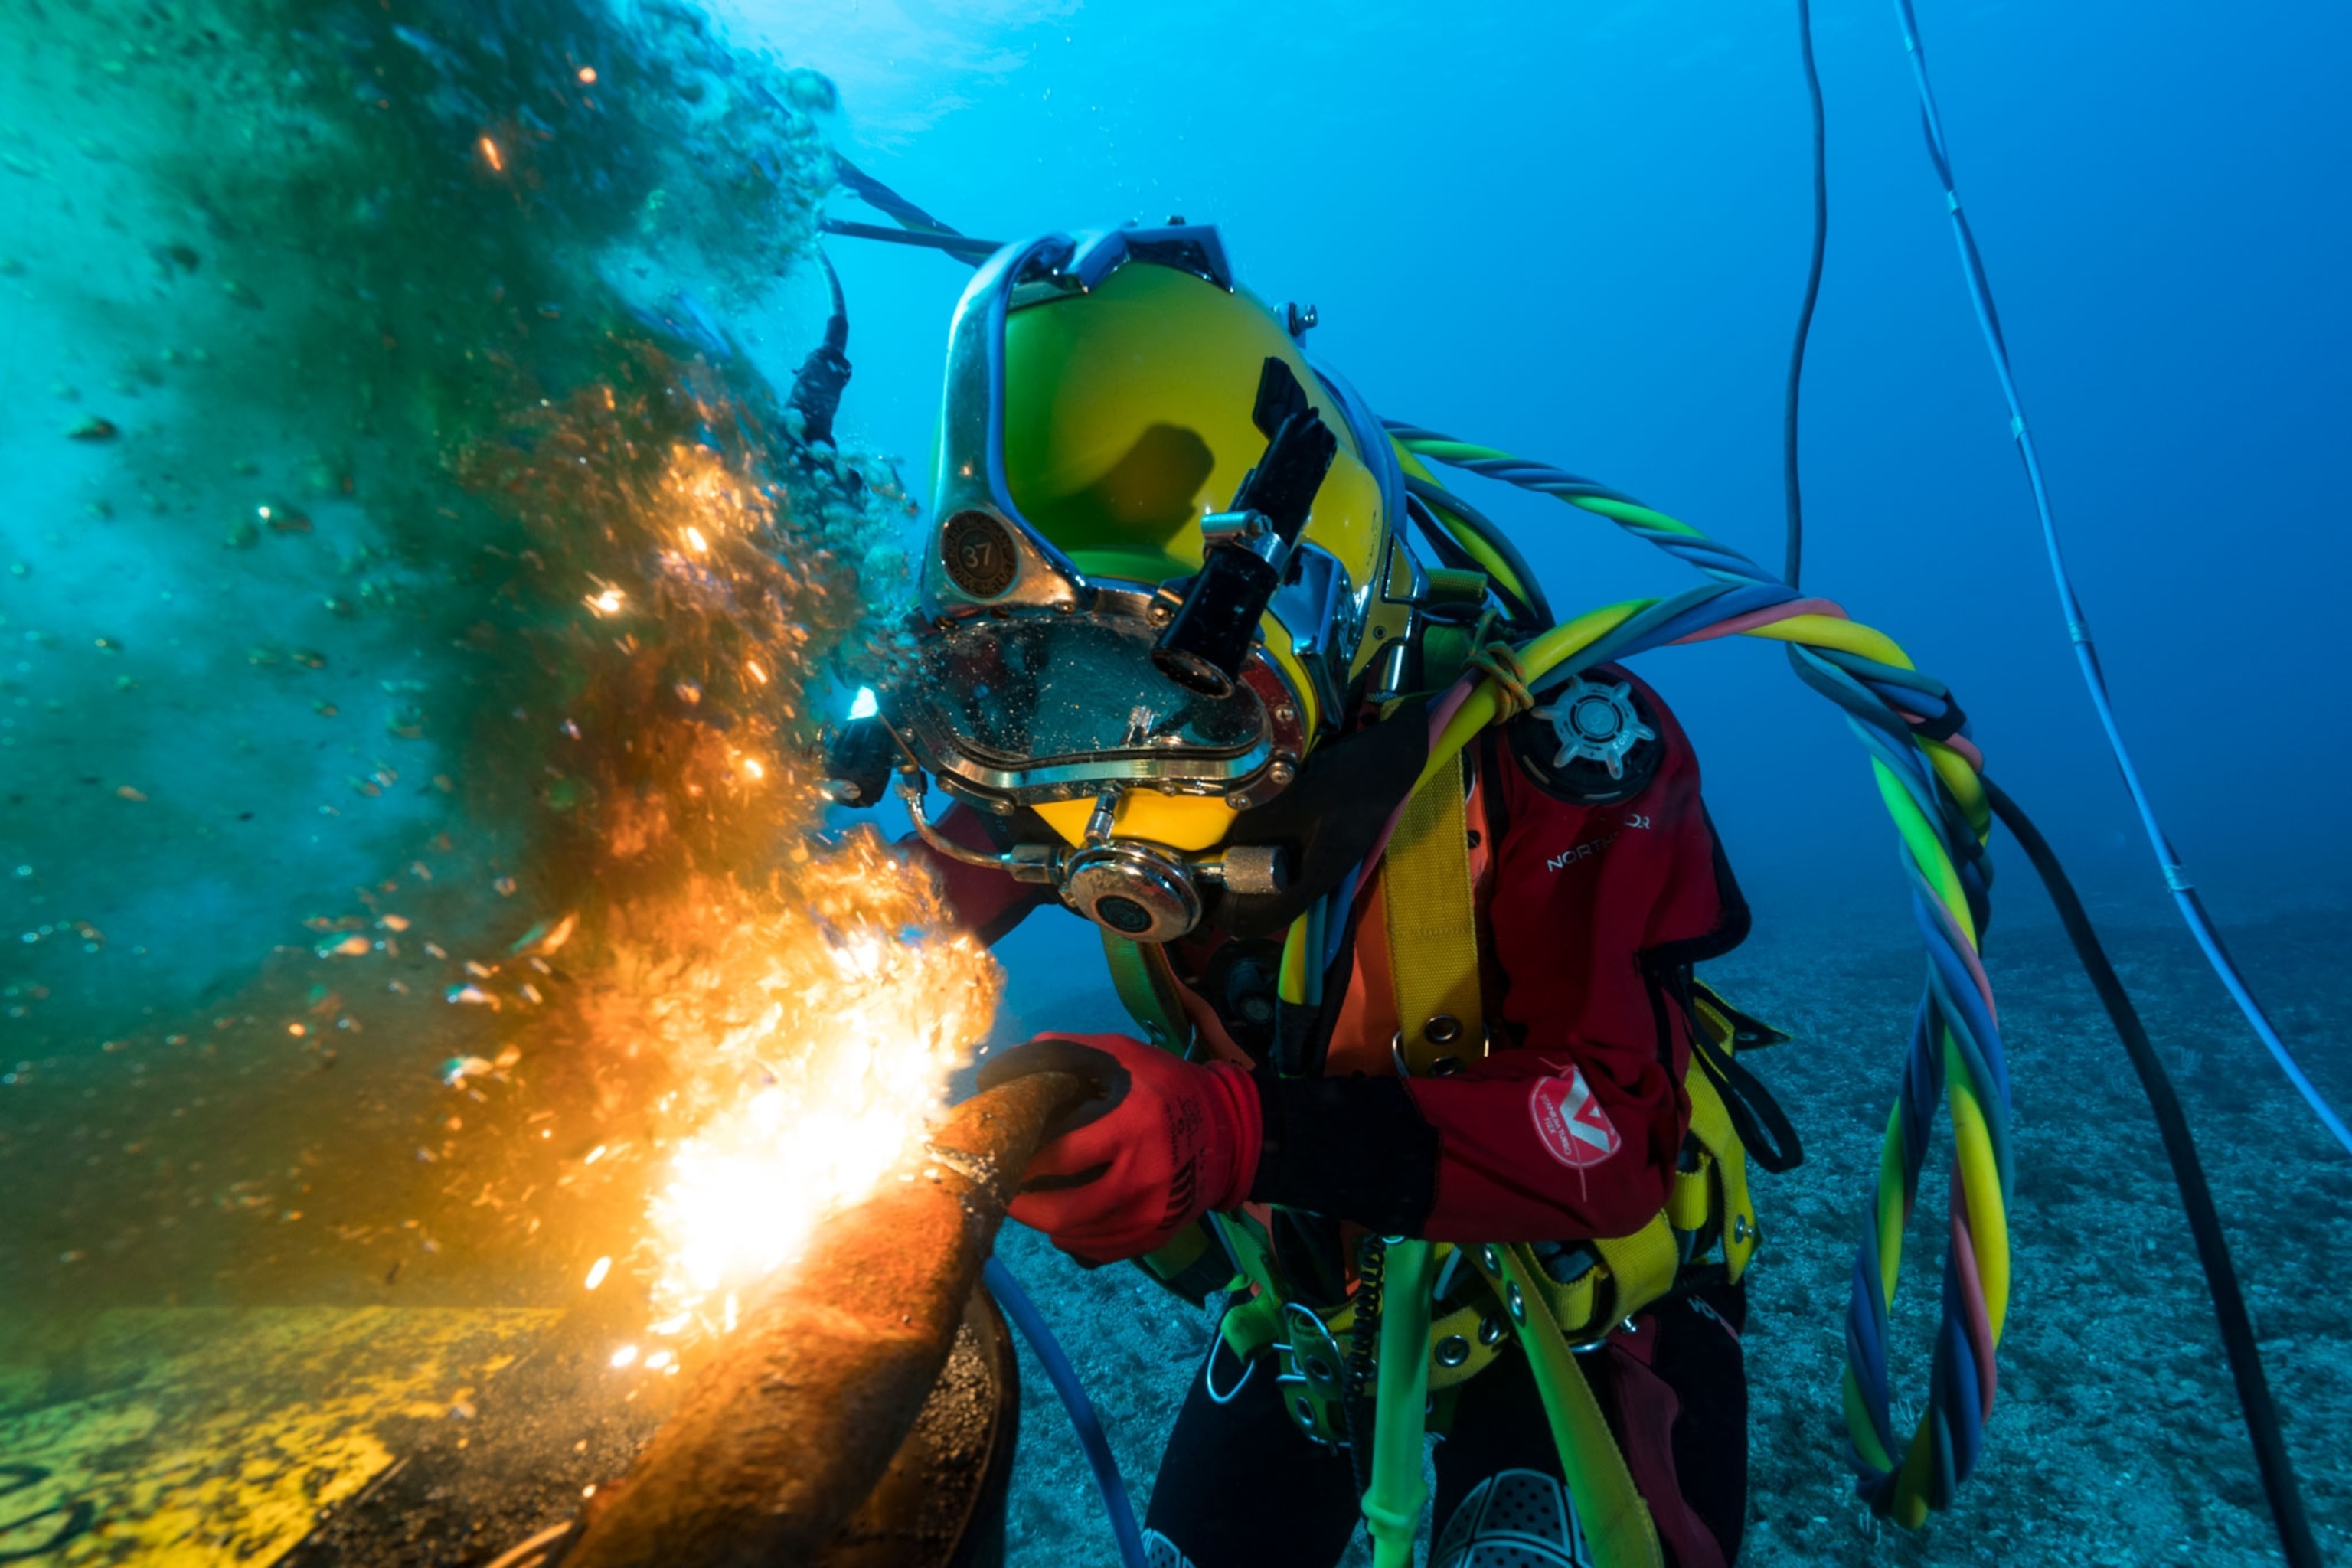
[1786,5,2321,1560]
[1883,0,2352,1166]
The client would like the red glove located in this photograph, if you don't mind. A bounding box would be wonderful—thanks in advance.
[974,1033,1263,1266]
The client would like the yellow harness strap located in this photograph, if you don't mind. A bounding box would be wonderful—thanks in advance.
[1382,752,1486,1073]
[1210,1212,1286,1361]
[1370,721,1670,1565]
[1681,1060,1758,1281]
[1589,1214,1681,1329]
[1475,1244,1664,1568]
[1505,1211,1677,1354]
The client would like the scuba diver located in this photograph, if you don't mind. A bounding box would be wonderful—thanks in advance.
[842,222,1795,1568]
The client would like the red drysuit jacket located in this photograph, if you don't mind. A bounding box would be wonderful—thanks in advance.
[914,666,1747,1246]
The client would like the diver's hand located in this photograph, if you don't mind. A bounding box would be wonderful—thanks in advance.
[975,1034,1261,1266]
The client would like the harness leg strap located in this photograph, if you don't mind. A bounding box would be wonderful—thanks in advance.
[1485,1246,1664,1568]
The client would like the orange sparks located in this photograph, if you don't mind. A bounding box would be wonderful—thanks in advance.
[577,66,598,84]
[641,841,1001,1341]
[536,434,998,1370]
[479,136,505,172]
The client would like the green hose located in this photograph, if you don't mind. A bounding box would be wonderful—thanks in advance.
[1361,1239,1435,1567]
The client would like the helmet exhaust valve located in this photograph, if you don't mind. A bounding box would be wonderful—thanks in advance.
[1152,358,1337,696]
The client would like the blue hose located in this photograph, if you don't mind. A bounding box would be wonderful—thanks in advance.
[981,1254,1151,1568]
[1889,0,2352,1161]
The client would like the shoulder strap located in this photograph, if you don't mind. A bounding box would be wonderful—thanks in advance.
[1382,753,1485,1076]
[1681,1067,1759,1282]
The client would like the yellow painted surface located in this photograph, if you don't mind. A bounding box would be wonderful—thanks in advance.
[0,1306,556,1566]
[1033,789,1240,851]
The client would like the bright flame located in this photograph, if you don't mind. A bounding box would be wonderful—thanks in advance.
[636,841,999,1339]
[548,435,980,1362]
[848,685,879,720]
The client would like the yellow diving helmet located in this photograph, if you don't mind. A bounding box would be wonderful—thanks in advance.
[880,223,1426,940]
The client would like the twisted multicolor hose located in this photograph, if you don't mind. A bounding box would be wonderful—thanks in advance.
[1387,423,2009,1527]
[1882,0,2350,1165]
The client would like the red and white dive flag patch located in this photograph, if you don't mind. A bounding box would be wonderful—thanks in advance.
[1529,1064,1622,1169]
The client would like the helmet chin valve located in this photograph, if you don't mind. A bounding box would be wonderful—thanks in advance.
[1152,357,1337,697]
[1062,840,1289,941]
[898,770,1287,942]
[1062,843,1205,940]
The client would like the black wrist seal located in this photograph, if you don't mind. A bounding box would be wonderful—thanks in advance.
[1247,1072,1439,1236]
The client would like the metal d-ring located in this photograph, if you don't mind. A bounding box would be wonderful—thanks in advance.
[1204,1336,1257,1406]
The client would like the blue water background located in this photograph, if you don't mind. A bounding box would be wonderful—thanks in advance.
[762,0,2352,962]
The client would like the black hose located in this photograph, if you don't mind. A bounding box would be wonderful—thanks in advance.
[1402,473,1555,630]
[785,252,853,446]
[1782,0,1828,592]
[830,153,967,238]
[818,217,1001,265]
[818,250,848,356]
[1982,780,2321,1567]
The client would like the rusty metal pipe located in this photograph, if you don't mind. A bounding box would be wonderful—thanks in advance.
[563,1070,1081,1568]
